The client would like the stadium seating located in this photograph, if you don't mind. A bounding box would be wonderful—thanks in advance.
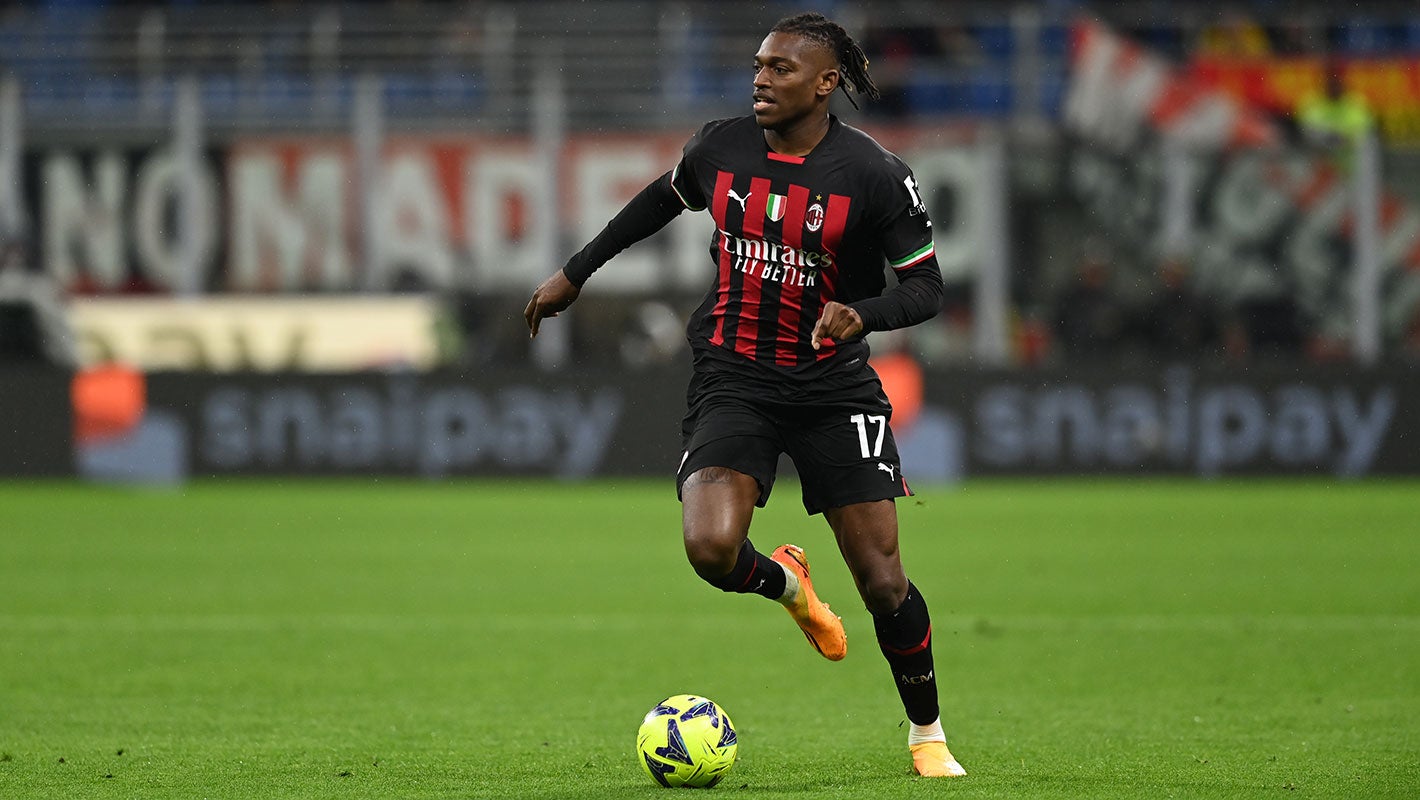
[1,2,1417,128]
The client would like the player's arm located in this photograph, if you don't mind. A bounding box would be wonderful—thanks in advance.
[813,167,944,347]
[524,170,689,337]
[811,258,942,349]
[848,252,944,333]
[853,164,945,333]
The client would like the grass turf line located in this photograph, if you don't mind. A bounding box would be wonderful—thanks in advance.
[0,479,1416,798]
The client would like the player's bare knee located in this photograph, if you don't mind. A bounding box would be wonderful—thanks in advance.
[681,467,756,582]
[682,528,741,581]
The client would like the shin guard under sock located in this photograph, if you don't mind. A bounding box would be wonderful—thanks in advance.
[873,581,940,725]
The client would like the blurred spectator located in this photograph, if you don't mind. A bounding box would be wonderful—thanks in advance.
[1052,244,1130,360]
[1296,62,1376,171]
[619,300,686,368]
[1402,308,1420,365]
[1198,10,1272,58]
[1268,15,1325,56]
[859,23,934,119]
[433,3,483,73]
[928,285,976,364]
[1222,293,1304,363]
[930,22,985,68]
[1138,257,1220,360]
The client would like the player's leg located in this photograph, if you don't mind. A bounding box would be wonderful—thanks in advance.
[678,457,856,664]
[679,462,844,659]
[790,382,964,777]
[825,500,965,777]
[676,385,789,601]
[680,464,785,600]
[825,501,932,719]
[677,390,845,659]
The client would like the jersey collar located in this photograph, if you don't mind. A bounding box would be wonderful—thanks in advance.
[763,114,840,165]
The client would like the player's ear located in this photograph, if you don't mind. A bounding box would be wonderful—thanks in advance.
[817,68,840,98]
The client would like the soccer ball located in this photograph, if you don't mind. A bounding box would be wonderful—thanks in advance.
[636,694,738,788]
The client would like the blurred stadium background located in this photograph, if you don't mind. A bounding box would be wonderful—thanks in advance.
[2,0,1420,481]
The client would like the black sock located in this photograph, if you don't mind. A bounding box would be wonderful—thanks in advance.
[873,581,939,725]
[700,539,786,601]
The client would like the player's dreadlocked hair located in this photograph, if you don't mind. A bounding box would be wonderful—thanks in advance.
[769,12,881,110]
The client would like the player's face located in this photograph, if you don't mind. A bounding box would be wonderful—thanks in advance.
[752,32,839,131]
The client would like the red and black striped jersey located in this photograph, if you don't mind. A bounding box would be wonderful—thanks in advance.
[667,115,942,385]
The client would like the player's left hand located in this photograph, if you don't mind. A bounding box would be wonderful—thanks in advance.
[811,301,863,350]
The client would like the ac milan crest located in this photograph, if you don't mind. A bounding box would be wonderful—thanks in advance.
[805,202,824,233]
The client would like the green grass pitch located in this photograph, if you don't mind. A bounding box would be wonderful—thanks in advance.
[0,478,1416,799]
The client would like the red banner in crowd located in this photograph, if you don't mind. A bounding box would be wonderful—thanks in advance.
[1065,19,1420,345]
[1066,20,1277,152]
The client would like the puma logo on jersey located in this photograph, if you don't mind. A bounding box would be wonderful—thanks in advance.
[877,462,896,480]
[727,188,751,212]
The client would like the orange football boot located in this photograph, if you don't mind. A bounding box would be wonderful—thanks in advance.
[770,544,847,661]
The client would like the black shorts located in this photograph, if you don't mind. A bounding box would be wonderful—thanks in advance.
[675,369,912,515]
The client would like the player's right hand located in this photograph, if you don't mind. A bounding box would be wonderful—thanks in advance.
[811,301,863,350]
[524,269,581,337]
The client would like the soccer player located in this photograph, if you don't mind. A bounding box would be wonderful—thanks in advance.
[524,12,963,778]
